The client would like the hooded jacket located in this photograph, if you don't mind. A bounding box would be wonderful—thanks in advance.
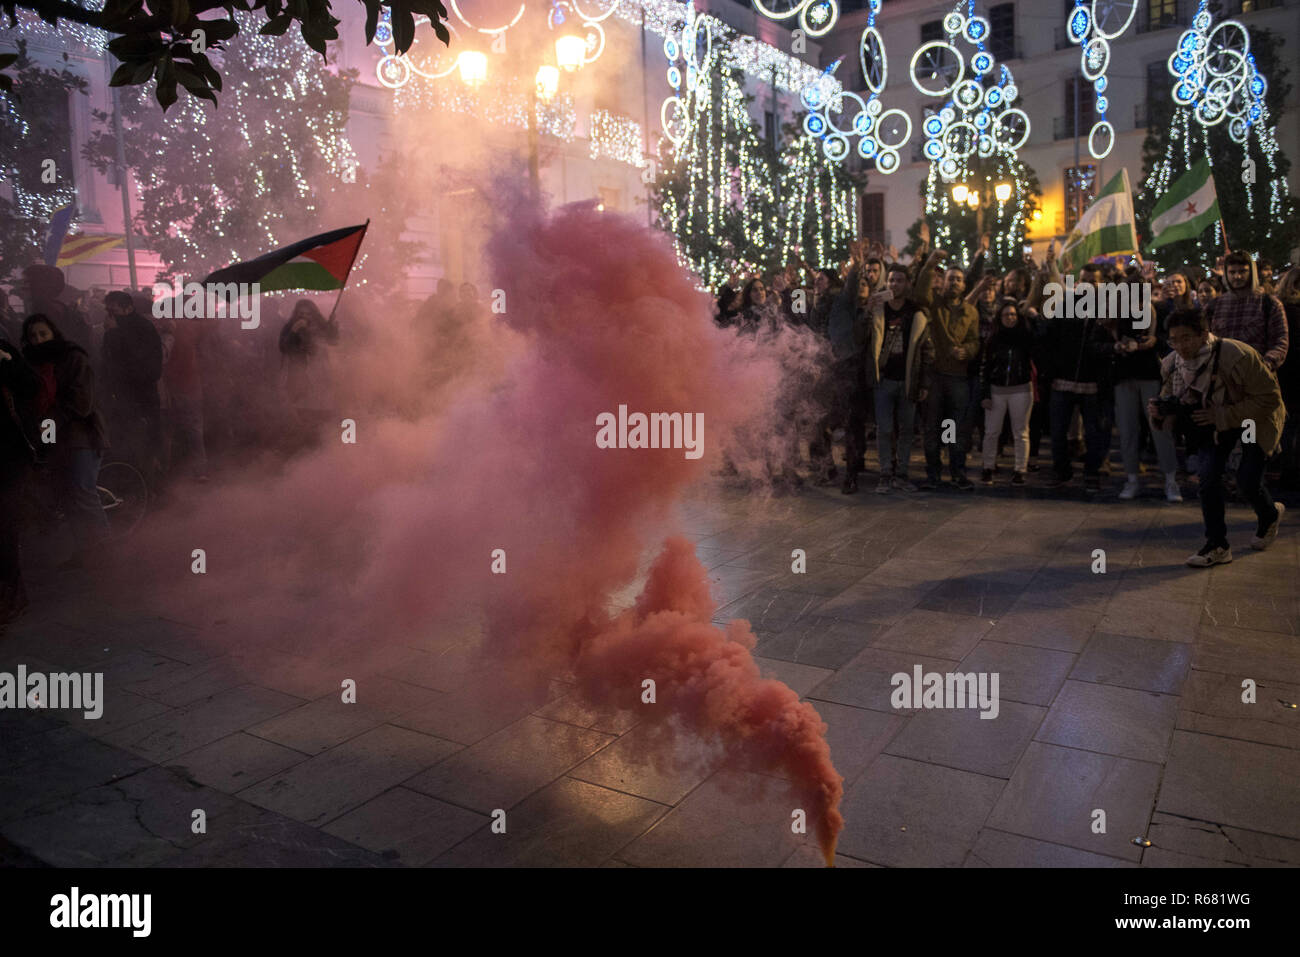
[1153,336,1285,456]
[1205,258,1289,370]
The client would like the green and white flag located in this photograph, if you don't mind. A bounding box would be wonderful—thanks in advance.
[1148,158,1220,250]
[1060,168,1139,274]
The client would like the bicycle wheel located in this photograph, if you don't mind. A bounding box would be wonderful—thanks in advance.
[96,461,148,540]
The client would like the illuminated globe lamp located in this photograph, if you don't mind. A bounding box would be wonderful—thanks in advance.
[457,49,488,86]
[535,64,560,101]
[556,32,587,72]
[951,183,969,204]
[966,190,980,209]
[994,181,1012,203]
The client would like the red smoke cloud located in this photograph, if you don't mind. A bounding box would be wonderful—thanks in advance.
[105,189,844,864]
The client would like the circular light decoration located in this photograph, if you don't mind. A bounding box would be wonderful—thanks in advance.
[918,1,1032,202]
[1088,119,1115,158]
[373,11,463,88]
[876,148,900,173]
[802,0,909,173]
[1090,0,1137,40]
[910,41,964,96]
[1068,0,1135,157]
[860,26,887,94]
[659,4,713,148]
[1165,1,1268,139]
[753,0,841,38]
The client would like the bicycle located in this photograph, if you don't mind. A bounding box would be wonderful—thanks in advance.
[96,459,149,540]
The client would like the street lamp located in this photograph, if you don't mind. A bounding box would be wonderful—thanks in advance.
[966,190,980,209]
[535,64,559,101]
[457,50,487,87]
[994,181,1012,203]
[555,33,587,72]
[951,183,969,204]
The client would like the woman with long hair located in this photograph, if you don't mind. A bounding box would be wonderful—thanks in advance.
[978,299,1035,485]
[21,313,110,564]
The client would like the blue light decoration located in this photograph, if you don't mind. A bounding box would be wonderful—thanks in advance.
[1165,0,1268,144]
[799,0,910,172]
[1066,0,1139,159]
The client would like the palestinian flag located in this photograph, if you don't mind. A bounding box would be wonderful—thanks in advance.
[1060,169,1138,275]
[55,232,125,267]
[203,222,368,292]
[1148,158,1219,251]
[44,204,76,266]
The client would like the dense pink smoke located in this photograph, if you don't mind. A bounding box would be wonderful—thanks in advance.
[103,187,844,864]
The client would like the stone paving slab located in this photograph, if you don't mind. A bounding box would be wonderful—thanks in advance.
[2,477,1295,868]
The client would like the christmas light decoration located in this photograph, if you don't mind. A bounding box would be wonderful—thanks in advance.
[589,108,644,165]
[776,131,859,268]
[1065,0,1137,159]
[752,0,840,40]
[800,0,910,172]
[915,1,1038,271]
[1166,0,1266,144]
[1139,14,1294,266]
[655,36,780,289]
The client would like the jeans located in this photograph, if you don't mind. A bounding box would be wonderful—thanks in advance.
[982,387,1033,471]
[924,372,970,480]
[1197,430,1277,548]
[1114,379,1177,477]
[67,447,109,547]
[959,374,981,455]
[874,377,917,478]
[1050,389,1106,479]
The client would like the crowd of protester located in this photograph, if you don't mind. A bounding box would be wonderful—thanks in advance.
[0,262,378,623]
[714,228,1296,568]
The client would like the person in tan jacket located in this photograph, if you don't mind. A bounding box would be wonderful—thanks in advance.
[915,248,980,489]
[863,264,934,492]
[1148,309,1285,567]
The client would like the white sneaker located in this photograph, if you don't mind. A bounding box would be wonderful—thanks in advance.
[1164,474,1183,503]
[1251,502,1285,550]
[1186,542,1232,567]
[876,477,891,494]
[1119,475,1140,500]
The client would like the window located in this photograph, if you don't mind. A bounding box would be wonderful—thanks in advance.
[1146,0,1179,29]
[920,20,943,43]
[989,3,1015,60]
[1063,76,1096,137]
[861,193,885,244]
[1064,165,1097,231]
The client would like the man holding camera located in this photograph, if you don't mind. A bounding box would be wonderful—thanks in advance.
[1149,311,1286,567]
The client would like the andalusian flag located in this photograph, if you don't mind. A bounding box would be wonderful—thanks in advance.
[54,232,125,267]
[203,222,368,292]
[1060,169,1139,274]
[1148,158,1219,250]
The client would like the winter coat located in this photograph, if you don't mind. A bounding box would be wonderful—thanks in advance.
[103,310,163,411]
[1034,314,1115,387]
[864,301,934,403]
[22,339,108,452]
[915,258,980,377]
[980,321,1036,399]
[1153,336,1285,456]
[0,337,40,480]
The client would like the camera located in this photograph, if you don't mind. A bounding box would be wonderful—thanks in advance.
[1152,395,1184,418]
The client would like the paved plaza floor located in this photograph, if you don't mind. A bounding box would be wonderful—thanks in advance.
[2,473,1298,868]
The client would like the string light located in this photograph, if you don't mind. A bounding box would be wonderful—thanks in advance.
[589,108,643,165]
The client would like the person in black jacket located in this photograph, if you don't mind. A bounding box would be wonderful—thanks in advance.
[22,314,110,564]
[0,334,40,622]
[1037,264,1118,492]
[101,289,163,478]
[979,299,1035,485]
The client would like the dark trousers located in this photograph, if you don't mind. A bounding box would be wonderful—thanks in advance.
[924,372,970,480]
[1197,429,1277,548]
[1050,389,1106,479]
[0,471,25,600]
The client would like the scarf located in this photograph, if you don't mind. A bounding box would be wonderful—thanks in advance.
[1171,334,1217,402]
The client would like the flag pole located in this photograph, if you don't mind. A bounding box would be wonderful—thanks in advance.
[327,219,370,323]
